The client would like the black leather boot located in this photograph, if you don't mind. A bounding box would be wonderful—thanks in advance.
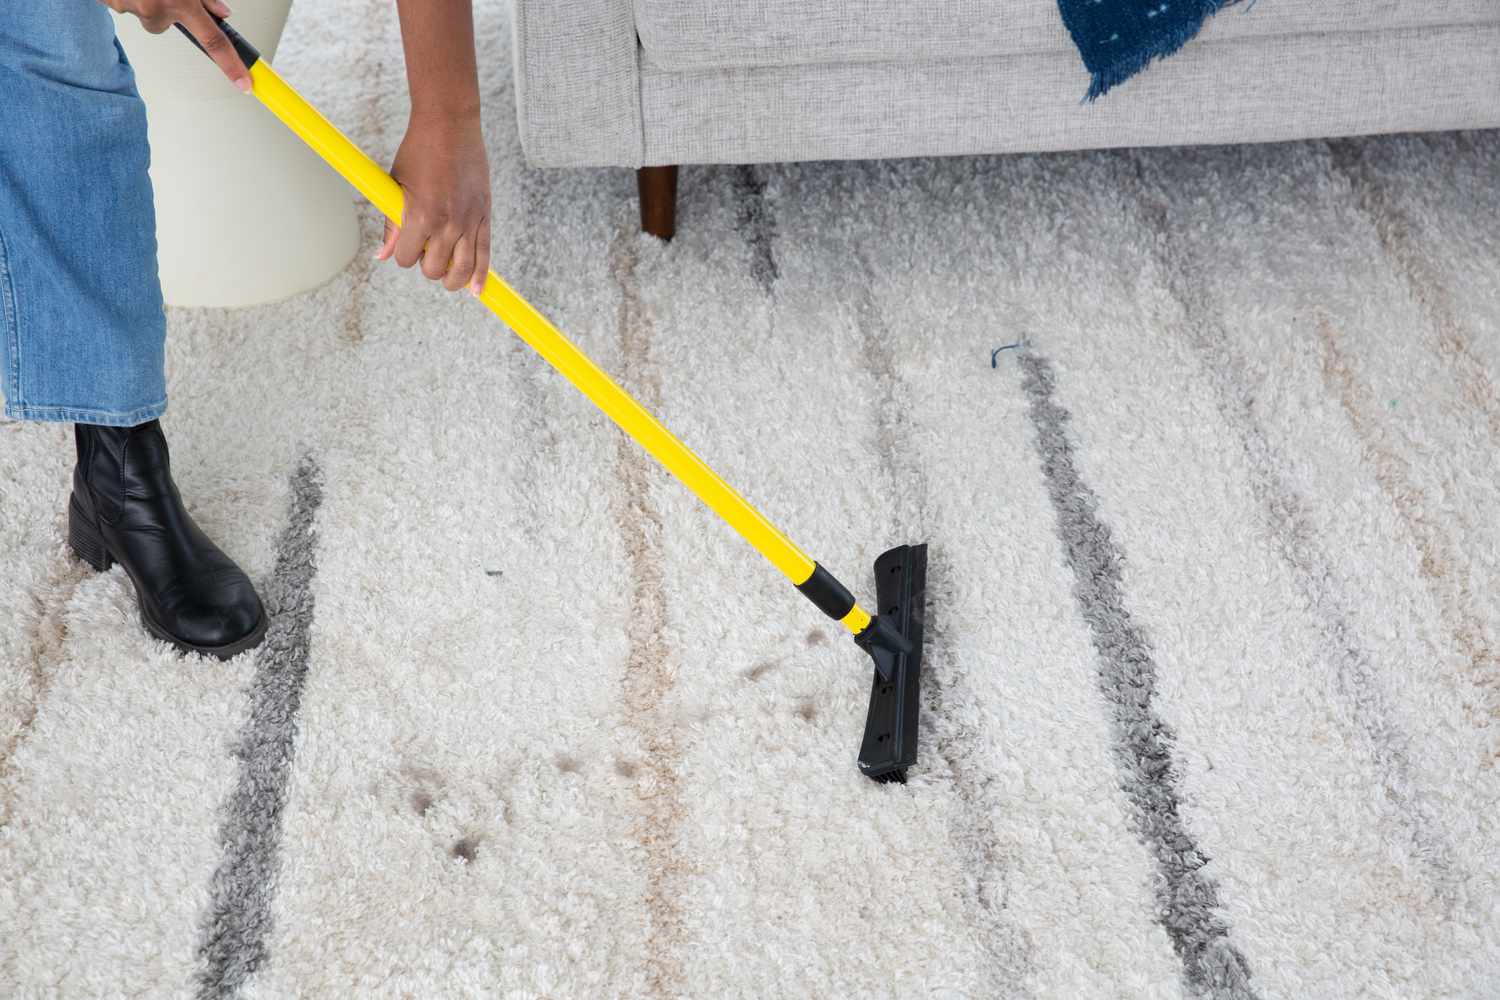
[67,420,267,659]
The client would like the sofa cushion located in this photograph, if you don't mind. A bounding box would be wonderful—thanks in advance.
[635,0,1500,72]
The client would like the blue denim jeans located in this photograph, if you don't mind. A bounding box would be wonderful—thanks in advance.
[0,0,166,426]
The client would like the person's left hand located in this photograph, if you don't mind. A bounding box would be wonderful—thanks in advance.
[376,109,491,296]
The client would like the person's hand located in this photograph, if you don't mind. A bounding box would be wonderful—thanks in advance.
[375,110,492,296]
[99,0,251,92]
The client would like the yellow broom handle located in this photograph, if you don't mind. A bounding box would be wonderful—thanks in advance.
[242,60,875,636]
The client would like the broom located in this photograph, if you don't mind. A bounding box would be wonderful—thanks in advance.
[177,18,929,782]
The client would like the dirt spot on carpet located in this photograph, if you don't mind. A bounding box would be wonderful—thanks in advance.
[450,836,480,863]
[805,629,827,647]
[744,660,777,682]
[396,763,447,820]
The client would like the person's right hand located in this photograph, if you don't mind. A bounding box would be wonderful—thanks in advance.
[99,0,252,92]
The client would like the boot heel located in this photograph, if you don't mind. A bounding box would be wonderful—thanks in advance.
[68,496,113,571]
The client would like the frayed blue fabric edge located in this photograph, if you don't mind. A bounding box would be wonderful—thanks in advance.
[1072,0,1242,101]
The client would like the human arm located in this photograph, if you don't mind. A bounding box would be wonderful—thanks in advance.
[373,0,491,295]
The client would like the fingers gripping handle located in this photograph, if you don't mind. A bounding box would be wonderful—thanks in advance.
[173,15,261,69]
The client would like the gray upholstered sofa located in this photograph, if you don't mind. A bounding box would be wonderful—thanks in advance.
[510,0,1500,237]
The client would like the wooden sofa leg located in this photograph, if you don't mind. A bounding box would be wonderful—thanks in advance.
[637,165,678,240]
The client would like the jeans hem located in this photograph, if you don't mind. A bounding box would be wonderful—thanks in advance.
[4,399,167,426]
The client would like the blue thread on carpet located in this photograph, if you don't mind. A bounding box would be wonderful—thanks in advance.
[1059,0,1243,100]
[991,341,1029,367]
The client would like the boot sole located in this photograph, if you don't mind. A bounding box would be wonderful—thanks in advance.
[68,495,268,661]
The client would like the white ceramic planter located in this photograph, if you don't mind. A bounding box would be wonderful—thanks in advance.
[112,2,358,307]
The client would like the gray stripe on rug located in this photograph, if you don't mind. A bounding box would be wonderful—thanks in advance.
[1018,351,1259,1000]
[336,0,394,349]
[609,228,689,999]
[0,556,88,829]
[1124,152,1463,904]
[734,165,778,294]
[502,158,571,489]
[195,455,324,999]
[1327,139,1500,445]
[1316,314,1500,766]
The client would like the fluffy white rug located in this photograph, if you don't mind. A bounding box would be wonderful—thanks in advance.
[3,2,1499,997]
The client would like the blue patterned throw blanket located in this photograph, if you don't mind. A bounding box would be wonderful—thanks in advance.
[1059,0,1240,99]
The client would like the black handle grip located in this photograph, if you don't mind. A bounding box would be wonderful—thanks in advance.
[173,14,261,69]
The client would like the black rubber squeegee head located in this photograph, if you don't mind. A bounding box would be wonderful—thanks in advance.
[855,544,927,783]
